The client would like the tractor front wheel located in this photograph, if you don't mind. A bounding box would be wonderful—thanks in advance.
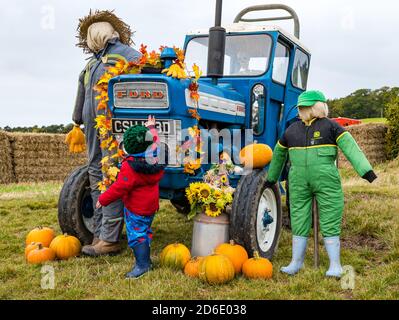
[58,165,94,245]
[230,169,282,260]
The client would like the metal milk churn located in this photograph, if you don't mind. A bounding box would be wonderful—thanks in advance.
[191,213,230,257]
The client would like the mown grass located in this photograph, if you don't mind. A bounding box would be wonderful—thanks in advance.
[361,118,387,124]
[0,160,398,300]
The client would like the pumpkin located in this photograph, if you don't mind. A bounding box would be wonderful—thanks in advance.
[26,226,55,247]
[215,240,249,274]
[25,242,41,259]
[242,251,273,279]
[50,234,81,260]
[184,257,204,278]
[239,144,273,169]
[26,244,55,264]
[160,243,191,270]
[198,254,235,285]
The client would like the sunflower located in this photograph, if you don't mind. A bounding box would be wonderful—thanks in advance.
[198,184,211,202]
[213,189,223,199]
[189,182,202,194]
[220,174,229,185]
[185,189,195,205]
[205,203,222,218]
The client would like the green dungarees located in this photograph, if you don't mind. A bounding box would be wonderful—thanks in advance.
[267,118,374,237]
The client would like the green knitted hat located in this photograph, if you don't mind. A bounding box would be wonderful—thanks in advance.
[123,125,153,155]
[297,90,327,107]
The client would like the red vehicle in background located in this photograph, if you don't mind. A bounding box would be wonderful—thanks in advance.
[332,117,362,127]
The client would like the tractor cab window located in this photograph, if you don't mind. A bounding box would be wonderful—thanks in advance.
[292,49,310,90]
[272,42,290,84]
[185,34,272,77]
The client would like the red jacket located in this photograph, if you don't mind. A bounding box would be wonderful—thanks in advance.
[98,125,164,216]
[98,158,164,215]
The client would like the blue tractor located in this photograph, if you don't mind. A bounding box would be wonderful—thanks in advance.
[59,2,310,259]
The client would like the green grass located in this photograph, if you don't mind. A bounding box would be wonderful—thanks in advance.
[1,160,399,300]
[361,118,387,124]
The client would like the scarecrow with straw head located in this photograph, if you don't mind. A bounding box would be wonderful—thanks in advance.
[68,10,141,257]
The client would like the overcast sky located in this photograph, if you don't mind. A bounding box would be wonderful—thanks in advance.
[0,0,397,126]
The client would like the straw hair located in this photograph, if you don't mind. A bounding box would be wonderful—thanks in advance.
[298,102,329,124]
[77,10,133,53]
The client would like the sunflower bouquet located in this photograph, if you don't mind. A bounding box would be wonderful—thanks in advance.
[185,160,236,220]
[185,182,234,220]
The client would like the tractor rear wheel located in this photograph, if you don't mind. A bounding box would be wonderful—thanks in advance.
[230,169,282,260]
[58,165,94,245]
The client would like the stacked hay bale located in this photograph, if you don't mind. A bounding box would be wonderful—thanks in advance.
[338,123,388,168]
[10,132,87,182]
[0,131,15,184]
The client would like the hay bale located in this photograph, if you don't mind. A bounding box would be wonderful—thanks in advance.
[9,132,87,182]
[338,123,388,168]
[0,131,15,184]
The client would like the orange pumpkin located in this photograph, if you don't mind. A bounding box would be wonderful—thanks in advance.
[25,242,41,259]
[26,227,55,247]
[26,244,55,264]
[184,257,204,278]
[50,234,81,260]
[215,240,248,274]
[198,254,235,285]
[160,243,191,270]
[239,144,273,169]
[242,251,273,279]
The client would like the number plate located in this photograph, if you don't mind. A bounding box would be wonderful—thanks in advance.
[112,118,176,136]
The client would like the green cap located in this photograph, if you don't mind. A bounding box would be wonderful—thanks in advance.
[123,125,153,155]
[297,90,327,107]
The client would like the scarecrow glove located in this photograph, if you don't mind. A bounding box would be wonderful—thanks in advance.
[362,170,377,184]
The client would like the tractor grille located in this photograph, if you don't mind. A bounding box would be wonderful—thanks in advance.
[113,82,169,109]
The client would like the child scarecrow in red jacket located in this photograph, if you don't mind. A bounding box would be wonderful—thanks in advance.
[97,116,164,279]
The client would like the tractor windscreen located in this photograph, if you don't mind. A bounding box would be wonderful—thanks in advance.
[185,34,272,77]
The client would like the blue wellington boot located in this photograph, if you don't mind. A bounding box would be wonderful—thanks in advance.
[281,236,308,275]
[324,236,343,278]
[125,242,152,279]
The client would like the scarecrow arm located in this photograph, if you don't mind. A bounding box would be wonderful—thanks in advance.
[267,141,288,183]
[337,132,376,182]
[72,70,85,125]
[98,162,135,206]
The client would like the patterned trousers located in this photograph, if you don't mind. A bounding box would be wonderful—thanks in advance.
[124,208,154,248]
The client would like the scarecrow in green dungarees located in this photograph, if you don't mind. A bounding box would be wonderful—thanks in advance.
[266,90,378,278]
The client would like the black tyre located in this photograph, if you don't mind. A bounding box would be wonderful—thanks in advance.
[58,165,94,245]
[230,169,282,260]
[170,196,190,215]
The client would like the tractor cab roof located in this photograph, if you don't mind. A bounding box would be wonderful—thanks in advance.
[187,23,310,54]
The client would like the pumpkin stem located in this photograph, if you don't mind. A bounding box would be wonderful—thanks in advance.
[64,233,68,236]
[37,243,43,250]
[254,251,260,259]
[229,240,235,246]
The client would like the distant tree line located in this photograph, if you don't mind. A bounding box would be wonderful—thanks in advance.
[328,86,399,119]
[0,124,74,134]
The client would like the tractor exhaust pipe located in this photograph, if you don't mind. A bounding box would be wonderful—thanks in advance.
[207,0,226,84]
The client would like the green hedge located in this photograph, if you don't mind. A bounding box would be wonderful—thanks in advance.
[385,96,399,160]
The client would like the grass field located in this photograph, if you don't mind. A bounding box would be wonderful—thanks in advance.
[1,159,399,300]
[361,118,387,124]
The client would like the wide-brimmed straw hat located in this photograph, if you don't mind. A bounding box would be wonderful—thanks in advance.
[77,9,133,52]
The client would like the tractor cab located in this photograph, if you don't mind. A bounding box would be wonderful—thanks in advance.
[59,2,312,261]
[184,22,311,148]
